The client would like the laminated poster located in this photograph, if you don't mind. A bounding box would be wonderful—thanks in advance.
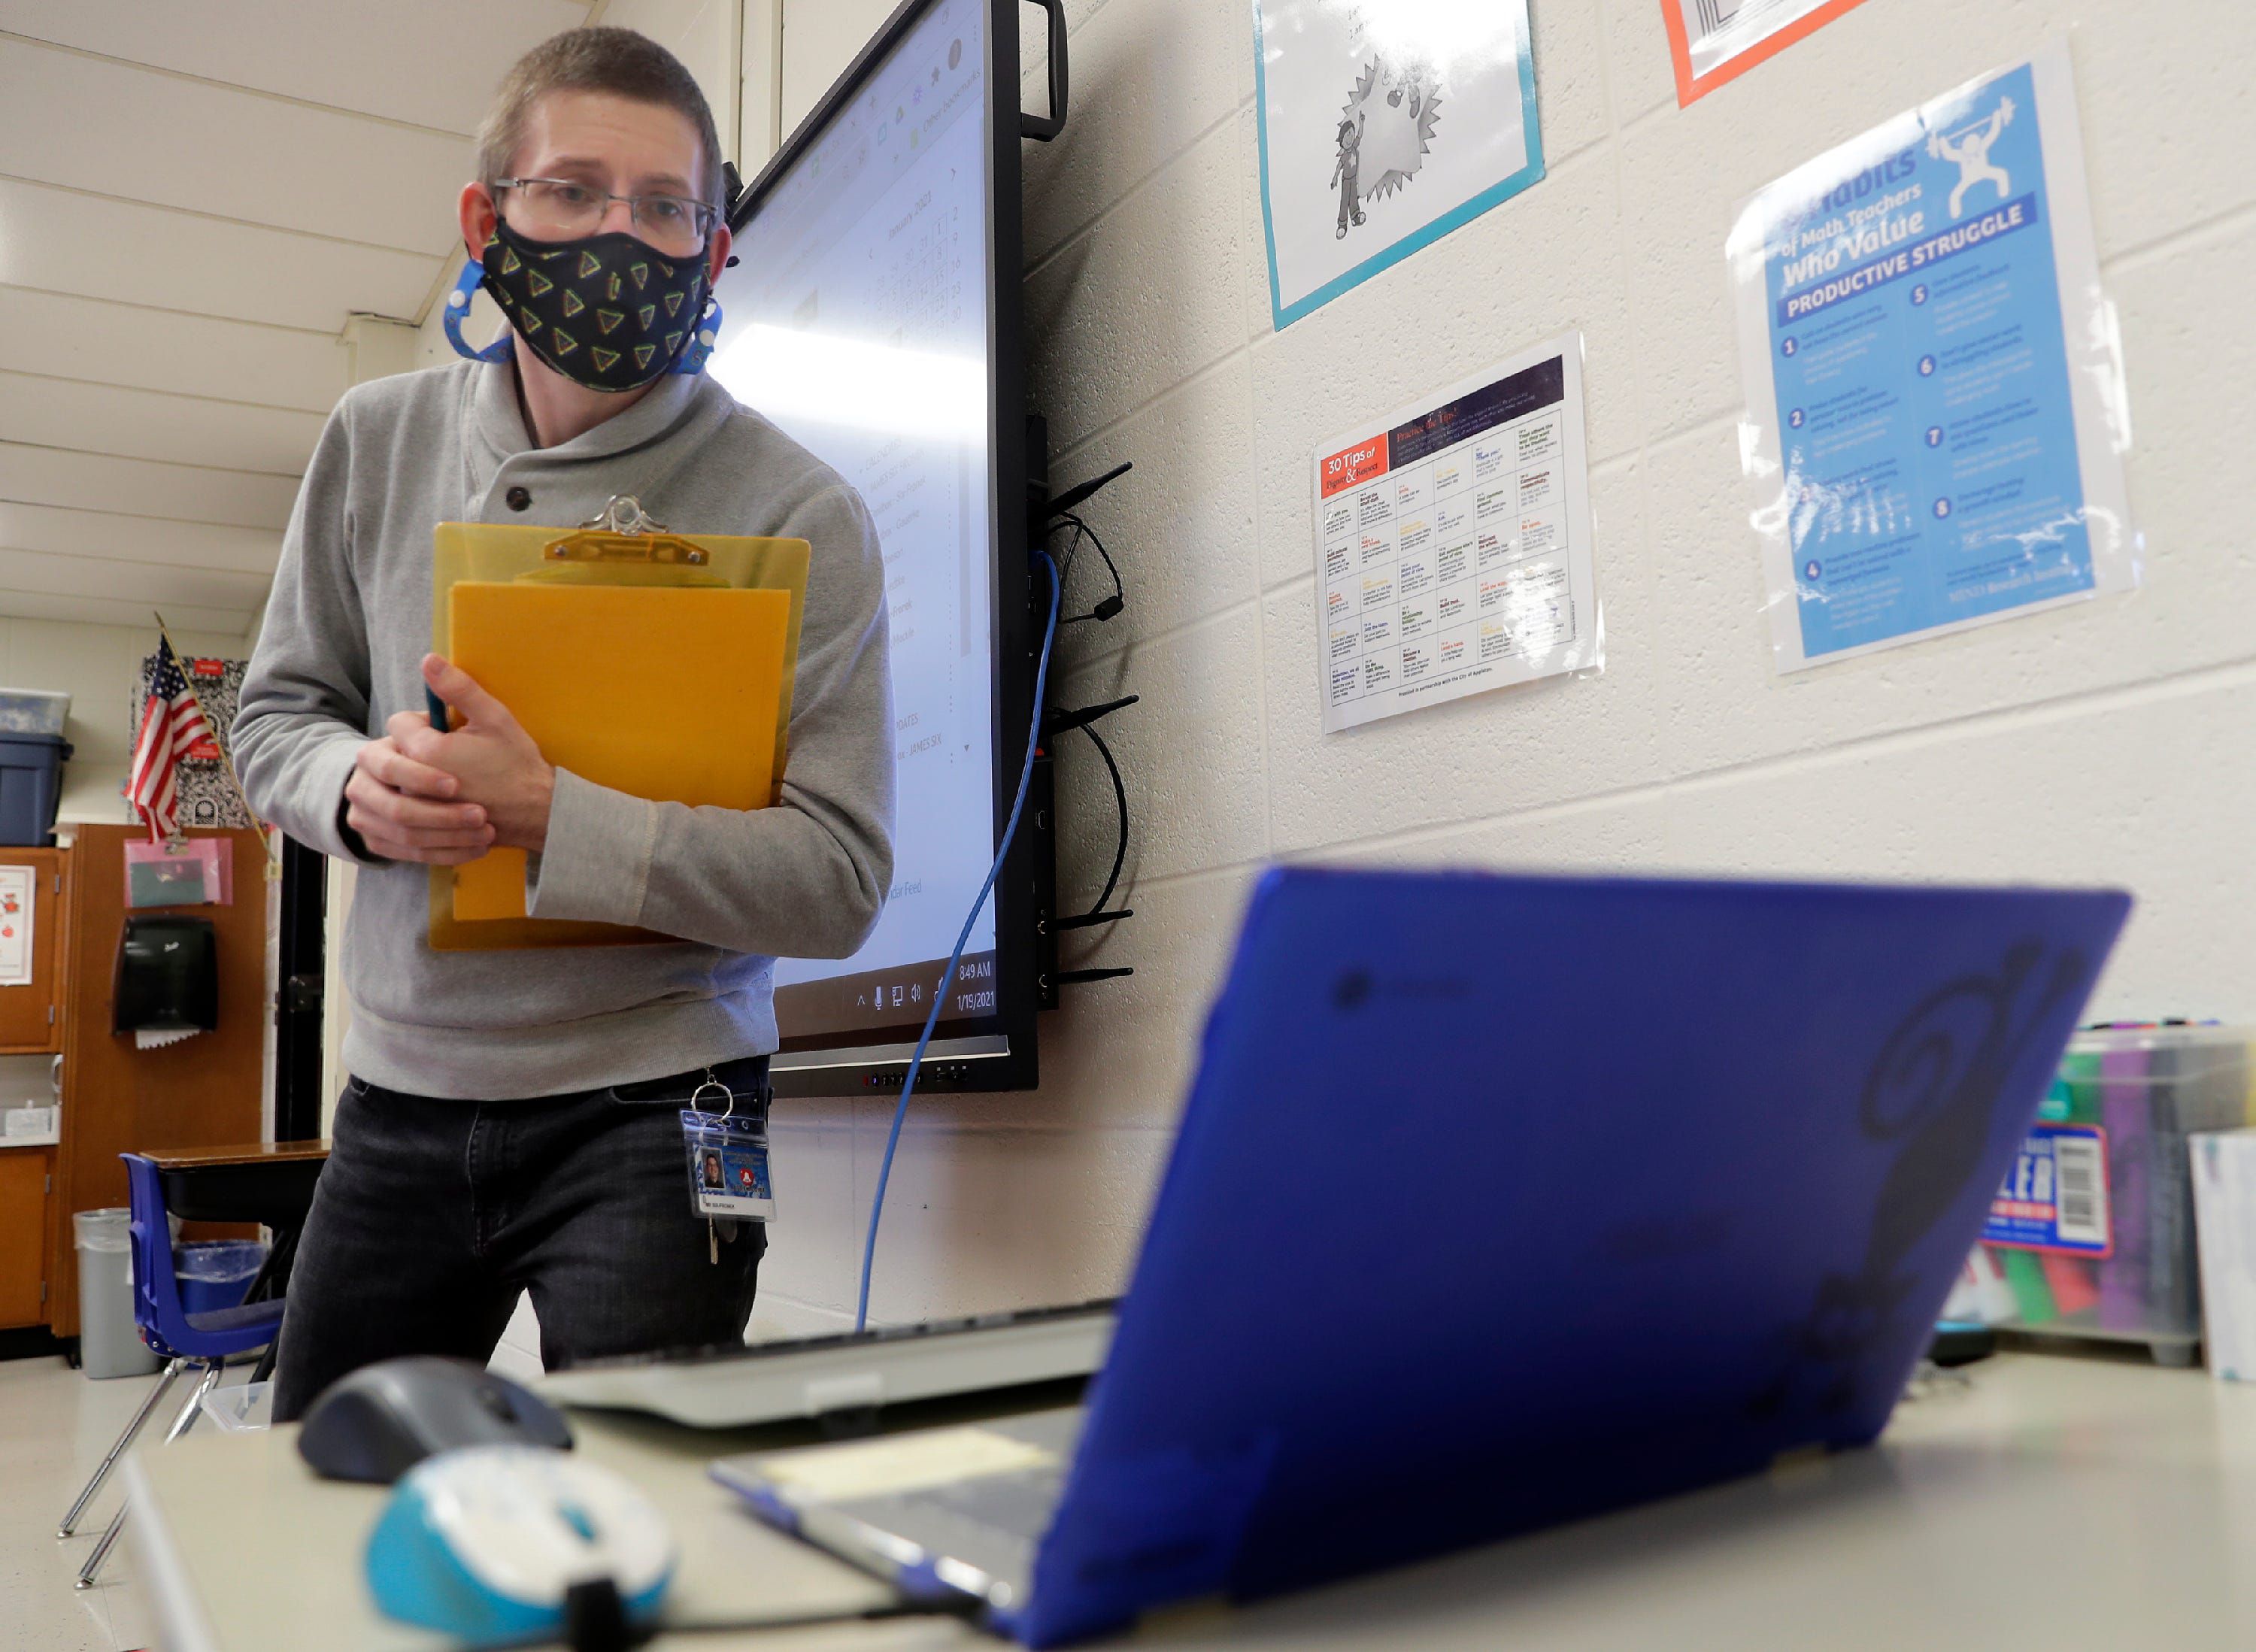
[1727,42,2137,674]
[0,865,32,987]
[1314,333,1600,733]
[1254,0,1543,329]
[1663,0,1872,107]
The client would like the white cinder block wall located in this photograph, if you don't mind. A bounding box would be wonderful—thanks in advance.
[738,0,2256,1335]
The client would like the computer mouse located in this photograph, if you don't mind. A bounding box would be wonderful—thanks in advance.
[366,1444,674,1645]
[297,1356,572,1484]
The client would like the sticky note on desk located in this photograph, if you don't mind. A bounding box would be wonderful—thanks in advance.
[752,1426,1059,1505]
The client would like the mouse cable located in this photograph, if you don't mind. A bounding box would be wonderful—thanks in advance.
[855,547,1063,1333]
[643,1599,978,1644]
[548,1578,979,1651]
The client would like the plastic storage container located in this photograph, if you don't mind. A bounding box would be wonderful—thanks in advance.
[0,688,69,737]
[0,731,71,846]
[199,1380,272,1432]
[1974,1025,2252,1365]
[73,1208,159,1380]
[174,1238,267,1317]
[2,1104,57,1143]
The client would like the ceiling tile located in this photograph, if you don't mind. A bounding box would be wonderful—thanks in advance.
[0,288,344,414]
[0,177,441,332]
[0,616,249,680]
[0,501,282,576]
[0,38,474,253]
[0,587,250,634]
[0,543,270,611]
[0,374,325,475]
[0,444,299,531]
[0,0,593,135]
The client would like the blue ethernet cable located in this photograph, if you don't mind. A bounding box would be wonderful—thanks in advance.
[855,549,1062,1332]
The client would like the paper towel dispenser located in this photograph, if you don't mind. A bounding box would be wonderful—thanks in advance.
[114,914,218,1047]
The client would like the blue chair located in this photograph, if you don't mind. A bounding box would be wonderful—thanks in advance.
[59,1153,286,1590]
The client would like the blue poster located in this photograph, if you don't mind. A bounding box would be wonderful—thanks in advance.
[1729,44,2136,671]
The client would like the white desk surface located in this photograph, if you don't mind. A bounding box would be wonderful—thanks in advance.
[127,1347,2256,1651]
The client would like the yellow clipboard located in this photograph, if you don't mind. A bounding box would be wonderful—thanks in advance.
[426,514,810,952]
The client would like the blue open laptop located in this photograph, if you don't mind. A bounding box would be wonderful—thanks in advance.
[714,868,2131,1646]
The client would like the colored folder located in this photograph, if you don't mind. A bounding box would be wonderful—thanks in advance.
[426,520,810,951]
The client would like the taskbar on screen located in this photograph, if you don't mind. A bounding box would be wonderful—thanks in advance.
[774,948,1000,1046]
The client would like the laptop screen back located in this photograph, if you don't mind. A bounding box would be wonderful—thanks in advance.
[1022,868,2129,1645]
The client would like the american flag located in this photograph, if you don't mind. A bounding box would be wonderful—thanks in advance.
[127,638,212,841]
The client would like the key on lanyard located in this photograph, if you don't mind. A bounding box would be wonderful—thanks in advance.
[681,1071,775,1261]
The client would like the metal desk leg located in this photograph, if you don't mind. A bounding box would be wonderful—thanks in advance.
[76,1360,222,1590]
[245,1223,301,1385]
[57,1358,183,1538]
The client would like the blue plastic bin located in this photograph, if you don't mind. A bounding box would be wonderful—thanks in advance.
[0,732,69,846]
[174,1238,268,1317]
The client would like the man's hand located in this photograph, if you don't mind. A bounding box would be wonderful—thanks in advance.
[342,656,555,865]
[344,731,493,865]
[390,654,556,854]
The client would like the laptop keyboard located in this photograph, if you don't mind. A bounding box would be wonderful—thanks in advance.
[837,1466,1065,1601]
[923,1463,1067,1542]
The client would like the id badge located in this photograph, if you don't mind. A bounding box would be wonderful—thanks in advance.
[681,1080,775,1223]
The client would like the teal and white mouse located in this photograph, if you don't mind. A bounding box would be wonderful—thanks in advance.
[365,1444,675,1645]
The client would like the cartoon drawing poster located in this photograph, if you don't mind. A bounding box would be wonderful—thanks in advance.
[1728,43,2137,672]
[1254,0,1543,329]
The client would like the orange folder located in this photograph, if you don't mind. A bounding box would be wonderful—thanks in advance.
[423,519,808,952]
[446,580,789,929]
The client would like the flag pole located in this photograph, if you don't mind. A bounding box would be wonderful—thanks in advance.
[152,613,282,881]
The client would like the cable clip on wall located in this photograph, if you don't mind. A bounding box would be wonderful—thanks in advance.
[1039,459,1136,990]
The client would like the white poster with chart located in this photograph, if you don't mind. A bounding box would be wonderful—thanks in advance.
[1312,333,1600,733]
[1254,0,1544,329]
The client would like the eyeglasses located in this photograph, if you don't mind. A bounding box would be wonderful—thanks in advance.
[494,177,717,256]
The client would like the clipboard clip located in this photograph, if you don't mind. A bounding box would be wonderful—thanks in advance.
[544,496,708,565]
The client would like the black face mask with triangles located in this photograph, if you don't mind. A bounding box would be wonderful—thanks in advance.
[480,218,712,394]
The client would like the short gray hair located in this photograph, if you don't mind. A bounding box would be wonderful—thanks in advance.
[477,27,725,211]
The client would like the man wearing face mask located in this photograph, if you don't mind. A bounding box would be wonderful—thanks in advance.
[233,29,894,1421]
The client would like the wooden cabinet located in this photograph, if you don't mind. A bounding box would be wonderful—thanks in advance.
[50,826,266,1338]
[0,1145,53,1329]
[0,849,66,1053]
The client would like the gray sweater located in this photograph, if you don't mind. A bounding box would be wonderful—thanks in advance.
[235,359,895,1099]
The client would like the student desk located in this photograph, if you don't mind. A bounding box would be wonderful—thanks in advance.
[147,1140,329,1278]
[147,1140,327,1378]
[147,1140,329,1233]
[125,1348,2256,1651]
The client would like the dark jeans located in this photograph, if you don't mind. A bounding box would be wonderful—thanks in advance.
[273,1056,770,1422]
